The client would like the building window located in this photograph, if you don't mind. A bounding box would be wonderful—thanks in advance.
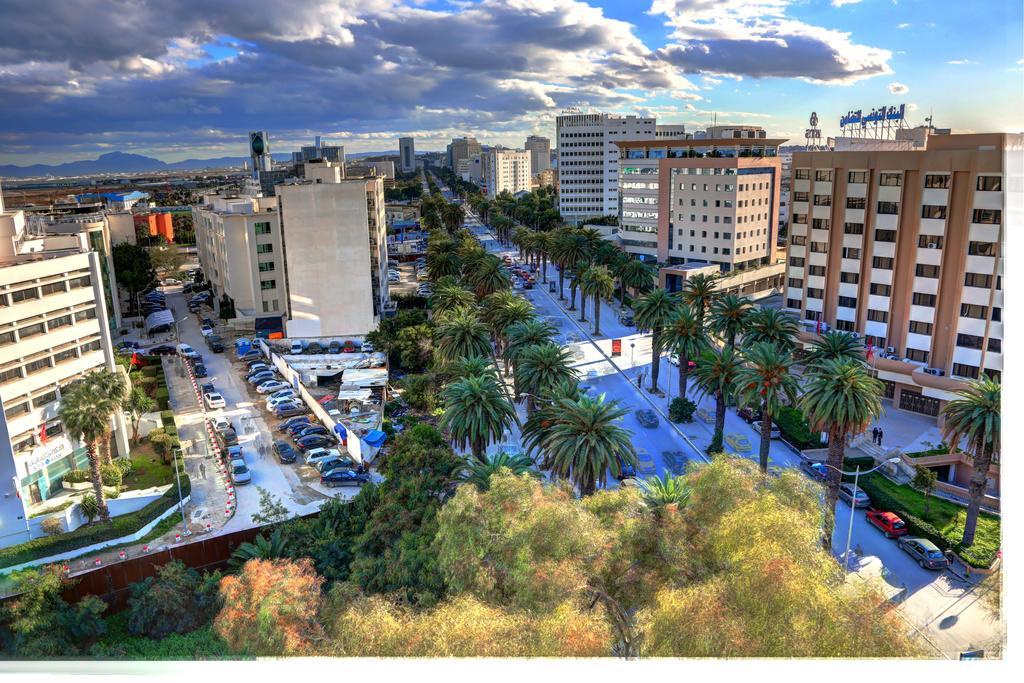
[834,320,855,332]
[870,283,892,296]
[4,402,29,420]
[915,264,940,278]
[848,171,867,184]
[968,241,996,256]
[810,242,828,253]
[254,221,272,235]
[47,314,72,330]
[918,235,943,249]
[960,304,988,319]
[260,280,277,291]
[0,367,22,384]
[795,169,810,179]
[912,292,936,307]
[787,278,803,288]
[921,205,947,220]
[839,272,859,284]
[70,276,92,289]
[976,176,1002,191]
[79,340,101,354]
[956,333,984,350]
[924,174,950,189]
[790,236,806,246]
[19,322,45,339]
[877,201,899,215]
[814,170,833,182]
[789,257,805,268]
[258,261,276,273]
[806,288,824,299]
[40,281,67,296]
[952,363,980,379]
[786,298,802,309]
[808,265,825,276]
[54,347,77,364]
[793,213,807,224]
[813,195,832,206]
[256,244,274,254]
[812,218,830,231]
[909,321,933,335]
[0,331,14,346]
[872,257,894,269]
[74,308,97,322]
[875,230,896,242]
[904,348,929,363]
[11,288,39,304]
[842,247,861,259]
[964,272,992,288]
[837,296,857,308]
[867,309,889,323]
[846,197,866,209]
[879,173,902,186]
[971,209,1001,224]
[988,338,1001,353]
[843,222,864,235]
[24,357,52,375]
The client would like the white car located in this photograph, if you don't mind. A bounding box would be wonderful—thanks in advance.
[361,341,375,353]
[256,380,290,395]
[289,340,304,355]
[211,416,231,432]
[200,325,214,337]
[304,447,342,465]
[268,388,297,401]
[177,343,200,359]
[204,392,226,410]
[266,394,299,410]
[229,457,251,485]
[387,274,401,283]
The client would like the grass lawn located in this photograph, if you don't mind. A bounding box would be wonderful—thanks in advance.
[854,471,1000,569]
[90,612,234,660]
[123,442,174,491]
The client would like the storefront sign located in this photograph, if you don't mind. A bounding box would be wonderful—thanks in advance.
[611,339,622,356]
[25,439,71,475]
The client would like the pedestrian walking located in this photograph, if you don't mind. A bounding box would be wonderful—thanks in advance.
[872,427,879,444]
[878,429,885,446]
[199,462,207,480]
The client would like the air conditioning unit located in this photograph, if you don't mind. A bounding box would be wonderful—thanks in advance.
[885,346,896,354]
[883,353,900,360]
[927,243,938,249]
[923,367,946,377]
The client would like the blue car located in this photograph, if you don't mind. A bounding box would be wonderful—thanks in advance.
[273,440,298,464]
[320,469,371,488]
[277,416,310,432]
[296,434,334,452]
[295,425,331,440]
[616,458,638,481]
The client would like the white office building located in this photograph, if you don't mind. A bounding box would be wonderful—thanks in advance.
[399,137,416,173]
[482,148,531,199]
[556,112,657,222]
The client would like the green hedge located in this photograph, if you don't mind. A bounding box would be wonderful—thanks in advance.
[775,406,825,449]
[155,388,170,411]
[0,475,191,569]
[160,410,176,429]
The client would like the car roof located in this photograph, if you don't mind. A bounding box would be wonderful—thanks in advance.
[911,537,940,550]
[874,511,901,521]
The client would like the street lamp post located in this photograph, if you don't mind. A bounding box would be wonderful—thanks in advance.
[821,456,901,569]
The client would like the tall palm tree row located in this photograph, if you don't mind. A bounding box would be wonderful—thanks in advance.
[803,330,866,367]
[708,293,753,351]
[514,343,578,416]
[503,318,558,377]
[799,359,884,550]
[941,377,1000,547]
[58,370,127,522]
[692,347,742,454]
[551,231,591,302]
[433,307,493,364]
[580,265,615,336]
[661,307,708,400]
[616,259,655,306]
[440,375,517,463]
[680,272,719,328]
[743,307,801,352]
[633,288,678,394]
[734,342,800,473]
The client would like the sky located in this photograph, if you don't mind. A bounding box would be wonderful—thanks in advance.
[0,0,1021,165]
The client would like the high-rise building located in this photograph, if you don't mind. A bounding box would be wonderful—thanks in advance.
[446,136,482,170]
[276,161,389,338]
[399,137,416,173]
[1,200,126,542]
[784,132,1015,418]
[655,124,688,139]
[613,136,783,268]
[524,135,551,175]
[556,112,657,222]
[482,148,531,199]
[192,192,287,332]
[249,131,272,179]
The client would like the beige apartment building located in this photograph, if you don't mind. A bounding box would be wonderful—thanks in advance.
[524,135,551,174]
[482,148,531,199]
[192,193,287,327]
[277,161,389,338]
[784,132,1016,418]
[613,137,783,269]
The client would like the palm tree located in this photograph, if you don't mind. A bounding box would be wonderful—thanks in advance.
[229,529,288,568]
[503,318,557,375]
[515,343,578,416]
[569,263,587,316]
[735,342,800,473]
[481,292,534,354]
[692,346,742,454]
[941,377,1000,547]
[804,330,866,367]
[639,475,691,512]
[662,308,707,399]
[616,259,655,305]
[799,359,884,550]
[448,356,497,382]
[581,265,615,336]
[59,377,121,522]
[535,231,554,283]
[427,251,461,281]
[633,288,678,393]
[525,396,636,495]
[441,203,465,233]
[459,451,539,491]
[124,387,155,444]
[709,294,753,350]
[465,256,510,299]
[743,307,801,352]
[434,307,492,364]
[512,226,531,260]
[680,272,719,327]
[552,232,590,302]
[429,283,476,315]
[440,375,516,462]
[89,370,127,465]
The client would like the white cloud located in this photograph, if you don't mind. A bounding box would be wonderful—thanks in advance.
[947,59,977,65]
[897,23,911,29]
[831,0,863,6]
[888,82,909,94]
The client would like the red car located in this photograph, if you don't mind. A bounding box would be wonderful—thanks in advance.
[865,510,908,538]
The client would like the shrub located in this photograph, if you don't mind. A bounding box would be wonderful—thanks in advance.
[137,376,157,394]
[149,430,172,461]
[128,560,221,639]
[0,476,190,569]
[160,410,176,428]
[669,397,696,423]
[774,406,825,449]
[155,388,170,410]
[79,494,100,523]
[1,566,107,657]
[101,463,123,488]
[41,517,64,536]
[62,469,91,484]
[399,373,437,413]
[114,458,133,476]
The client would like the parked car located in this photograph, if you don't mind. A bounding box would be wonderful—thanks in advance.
[177,343,200,360]
[277,416,310,432]
[387,273,401,283]
[898,538,952,570]
[193,362,208,378]
[667,354,697,370]
[287,420,319,437]
[616,457,638,481]
[230,458,252,485]
[304,447,343,465]
[327,340,342,354]
[204,392,226,410]
[273,440,298,464]
[256,380,290,394]
[306,341,323,354]
[290,340,304,354]
[838,483,871,508]
[296,434,334,452]
[238,349,262,362]
[187,302,201,313]
[635,409,659,428]
[866,510,909,538]
[201,382,216,397]
[205,335,225,353]
[738,407,762,424]
[295,425,331,439]
[342,340,356,353]
[267,388,297,401]
[274,403,306,418]
[618,312,635,326]
[314,456,357,474]
[361,341,375,353]
[219,427,239,448]
[268,394,301,411]
[211,416,232,433]
[247,371,276,385]
[247,361,270,372]
[321,469,371,488]
[799,460,829,482]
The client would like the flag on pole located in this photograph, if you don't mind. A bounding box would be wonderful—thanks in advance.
[866,344,874,360]
[39,423,48,445]
[130,351,141,369]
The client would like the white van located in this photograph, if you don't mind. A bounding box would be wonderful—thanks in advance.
[289,340,304,355]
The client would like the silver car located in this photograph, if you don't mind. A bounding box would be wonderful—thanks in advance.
[230,458,252,485]
[838,483,871,508]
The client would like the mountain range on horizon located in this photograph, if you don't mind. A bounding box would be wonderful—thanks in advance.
[0,149,406,179]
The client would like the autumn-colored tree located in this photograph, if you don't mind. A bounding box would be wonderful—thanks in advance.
[213,558,325,656]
